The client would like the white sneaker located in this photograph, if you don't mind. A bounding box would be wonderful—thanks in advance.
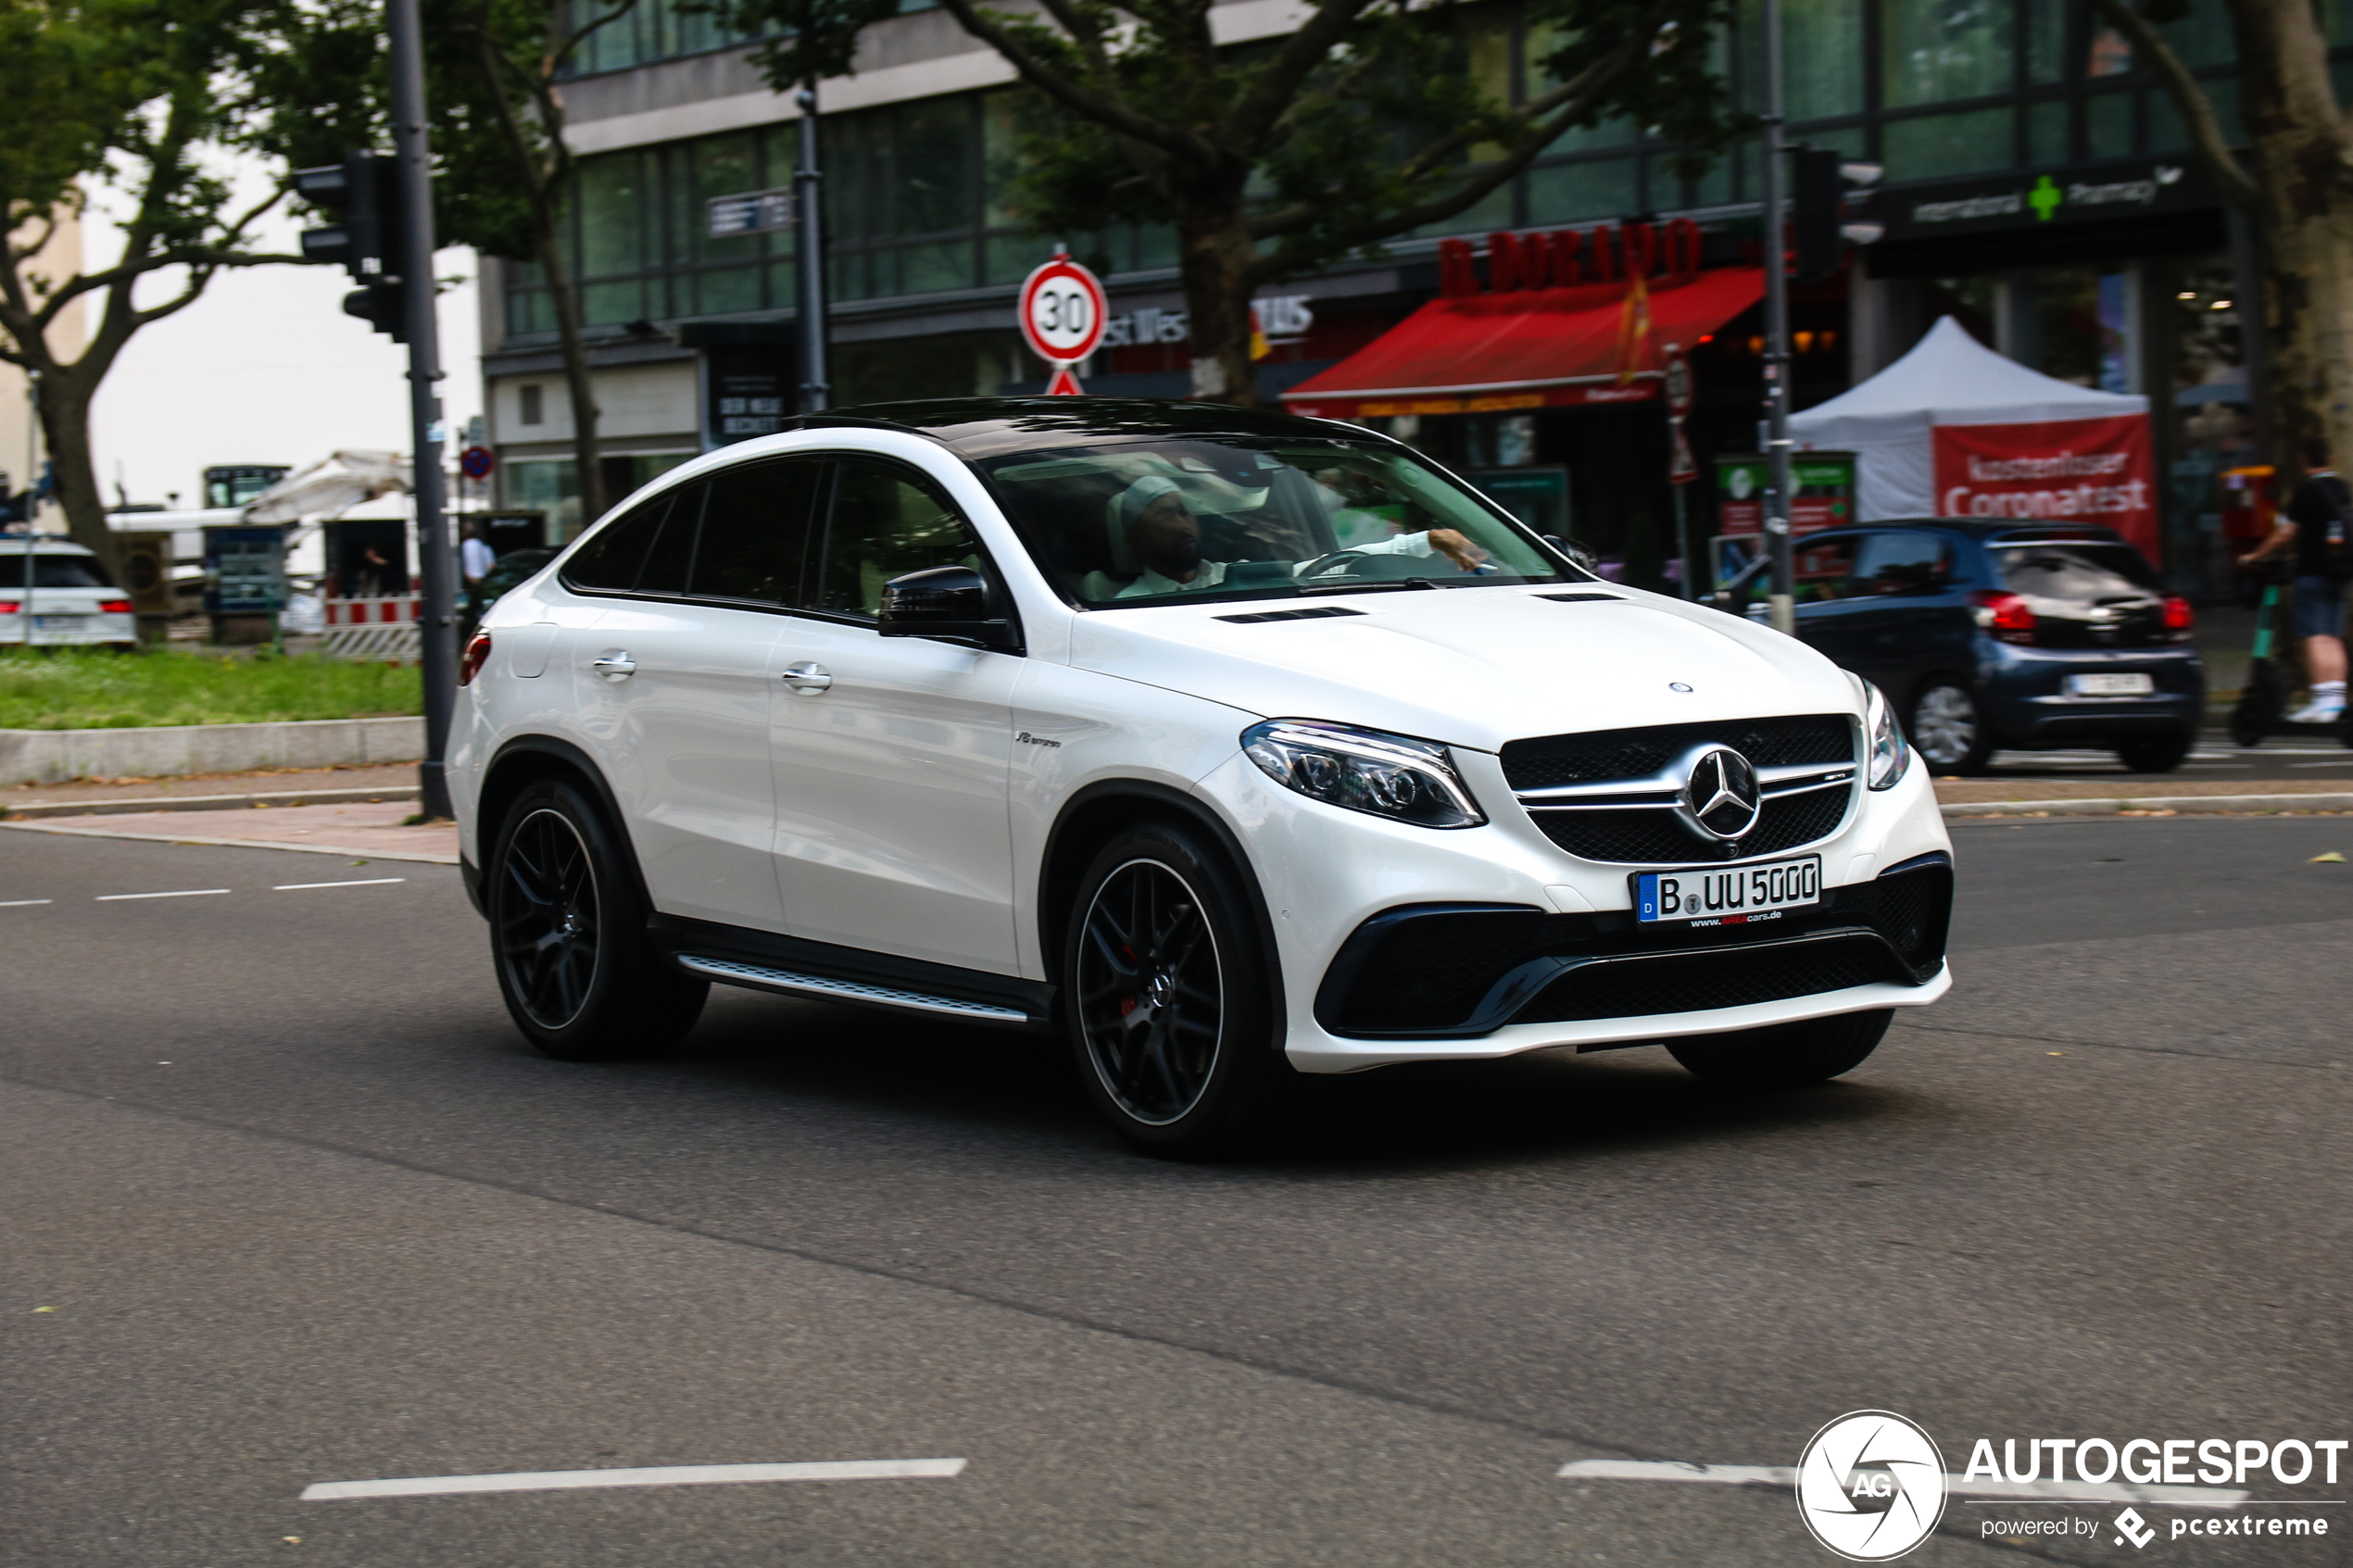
[2287,697,2346,724]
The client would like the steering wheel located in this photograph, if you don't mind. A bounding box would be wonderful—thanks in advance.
[1295,548,1377,579]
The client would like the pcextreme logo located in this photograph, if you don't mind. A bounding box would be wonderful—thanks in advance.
[1796,1411,1947,1561]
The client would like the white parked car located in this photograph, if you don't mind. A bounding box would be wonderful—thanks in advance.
[0,538,137,648]
[450,400,1953,1155]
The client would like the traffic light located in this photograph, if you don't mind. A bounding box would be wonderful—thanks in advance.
[296,153,408,343]
[1793,148,1883,279]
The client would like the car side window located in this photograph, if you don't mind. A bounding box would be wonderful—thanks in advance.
[560,491,673,593]
[1846,531,1954,596]
[690,458,824,607]
[812,458,986,619]
[635,484,705,596]
[1786,536,1856,604]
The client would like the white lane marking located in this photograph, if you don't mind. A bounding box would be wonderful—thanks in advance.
[301,1457,968,1501]
[272,878,407,891]
[94,888,232,901]
[0,898,54,907]
[1555,1459,2248,1508]
[2286,760,2353,769]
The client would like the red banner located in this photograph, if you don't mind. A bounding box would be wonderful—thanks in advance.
[1931,415,2157,559]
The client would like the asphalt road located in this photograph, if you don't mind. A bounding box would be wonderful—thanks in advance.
[3,819,2349,1567]
[1982,734,2353,784]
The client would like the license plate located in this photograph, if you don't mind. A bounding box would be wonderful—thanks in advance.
[1634,855,1822,925]
[32,615,88,631]
[2066,671,2153,696]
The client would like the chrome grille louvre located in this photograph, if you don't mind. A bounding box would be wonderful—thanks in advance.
[1503,713,1857,864]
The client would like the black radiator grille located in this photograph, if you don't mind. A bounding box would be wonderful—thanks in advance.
[1501,714,1853,792]
[1531,784,1851,864]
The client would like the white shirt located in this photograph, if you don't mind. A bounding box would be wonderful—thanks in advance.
[461,537,497,583]
[1116,531,1438,599]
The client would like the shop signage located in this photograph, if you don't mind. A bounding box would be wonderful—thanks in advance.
[1879,158,2217,245]
[1439,217,1706,298]
[706,187,794,238]
[712,372,786,440]
[1716,453,1856,535]
[1097,295,1315,350]
[1932,416,2158,558]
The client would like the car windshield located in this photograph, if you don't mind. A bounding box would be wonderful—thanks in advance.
[971,437,1573,607]
[1994,542,2158,600]
[0,552,116,589]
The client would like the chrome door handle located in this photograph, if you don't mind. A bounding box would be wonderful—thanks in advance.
[590,650,637,681]
[780,660,833,696]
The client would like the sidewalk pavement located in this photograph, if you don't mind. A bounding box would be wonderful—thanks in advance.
[2,762,421,812]
[2,798,459,864]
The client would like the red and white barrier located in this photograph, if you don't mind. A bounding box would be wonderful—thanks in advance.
[321,596,422,659]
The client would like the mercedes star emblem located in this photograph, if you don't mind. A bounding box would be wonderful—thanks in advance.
[1680,746,1762,843]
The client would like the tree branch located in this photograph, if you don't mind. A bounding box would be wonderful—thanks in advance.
[1226,0,1384,147]
[552,0,643,62]
[1027,0,1121,84]
[928,0,1208,159]
[2087,0,2259,210]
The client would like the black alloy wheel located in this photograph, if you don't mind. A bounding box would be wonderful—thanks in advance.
[487,778,707,1061]
[1908,679,1994,775]
[1064,821,1287,1157]
[1667,1008,1893,1091]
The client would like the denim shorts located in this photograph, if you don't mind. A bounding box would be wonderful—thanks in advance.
[2292,574,2349,640]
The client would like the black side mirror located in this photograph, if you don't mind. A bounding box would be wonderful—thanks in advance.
[877,565,1020,652]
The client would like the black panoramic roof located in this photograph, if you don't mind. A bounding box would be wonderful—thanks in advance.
[778,396,1375,460]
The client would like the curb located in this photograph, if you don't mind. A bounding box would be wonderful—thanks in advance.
[1943,793,2353,820]
[1,785,421,821]
[0,717,423,786]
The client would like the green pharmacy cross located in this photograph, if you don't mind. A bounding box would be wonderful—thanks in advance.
[2028,175,2064,221]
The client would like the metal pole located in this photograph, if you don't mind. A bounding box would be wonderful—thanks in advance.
[1672,479,1693,600]
[1759,0,1796,635]
[20,372,35,643]
[388,0,456,819]
[795,84,831,412]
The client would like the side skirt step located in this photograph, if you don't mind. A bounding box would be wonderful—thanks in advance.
[677,954,1034,1025]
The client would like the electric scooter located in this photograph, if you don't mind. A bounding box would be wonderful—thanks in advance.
[2228,568,2353,747]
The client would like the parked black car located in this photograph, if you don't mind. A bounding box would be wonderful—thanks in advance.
[1713,521,2203,773]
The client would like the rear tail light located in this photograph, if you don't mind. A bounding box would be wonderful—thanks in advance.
[1970,589,2037,644]
[2162,596,2195,638]
[458,630,493,686]
[98,598,133,614]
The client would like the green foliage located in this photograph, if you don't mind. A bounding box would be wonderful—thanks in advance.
[0,647,423,731]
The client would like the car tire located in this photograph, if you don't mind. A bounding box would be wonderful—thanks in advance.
[2116,730,2193,773]
[486,777,707,1062]
[1907,679,1994,774]
[1666,1009,1892,1091]
[1063,819,1290,1159]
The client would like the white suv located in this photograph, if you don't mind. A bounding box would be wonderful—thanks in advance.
[451,400,1952,1155]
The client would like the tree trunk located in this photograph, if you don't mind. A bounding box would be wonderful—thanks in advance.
[33,364,124,583]
[537,225,609,528]
[1176,205,1262,407]
[2230,0,2353,471]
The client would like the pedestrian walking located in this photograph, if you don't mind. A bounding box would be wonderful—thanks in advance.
[2241,436,2351,723]
[460,518,496,587]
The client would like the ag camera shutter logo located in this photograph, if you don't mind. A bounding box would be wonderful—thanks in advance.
[1796,1411,1948,1561]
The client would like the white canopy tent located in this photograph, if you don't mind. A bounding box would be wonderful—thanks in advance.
[1790,317,2150,523]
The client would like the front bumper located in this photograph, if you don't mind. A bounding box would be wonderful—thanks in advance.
[1197,742,1954,1073]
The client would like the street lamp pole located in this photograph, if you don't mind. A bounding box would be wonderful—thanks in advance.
[1759,0,1796,635]
[387,0,456,818]
[796,84,831,412]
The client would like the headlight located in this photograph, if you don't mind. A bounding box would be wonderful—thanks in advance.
[1241,719,1485,828]
[1865,681,1911,791]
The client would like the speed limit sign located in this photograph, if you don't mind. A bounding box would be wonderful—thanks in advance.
[1019,252,1108,366]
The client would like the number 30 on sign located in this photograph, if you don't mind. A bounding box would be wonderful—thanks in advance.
[1019,253,1107,394]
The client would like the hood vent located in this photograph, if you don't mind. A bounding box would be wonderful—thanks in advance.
[1537,592,1625,604]
[1214,605,1366,624]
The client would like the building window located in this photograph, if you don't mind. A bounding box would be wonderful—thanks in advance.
[519,383,544,425]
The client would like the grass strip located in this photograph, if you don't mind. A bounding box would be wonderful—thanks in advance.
[0,647,423,731]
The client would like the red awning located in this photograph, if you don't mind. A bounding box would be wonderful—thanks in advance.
[1281,267,1765,421]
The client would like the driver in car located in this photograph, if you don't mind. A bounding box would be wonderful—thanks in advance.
[1113,474,1489,599]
